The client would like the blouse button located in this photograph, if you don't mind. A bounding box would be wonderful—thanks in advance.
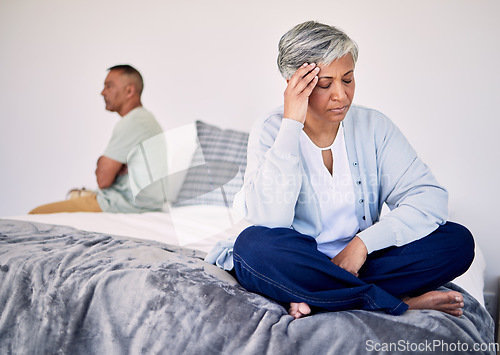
[356,180,362,185]
[353,162,358,167]
[359,199,364,204]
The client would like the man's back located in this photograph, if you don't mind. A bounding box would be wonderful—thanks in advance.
[97,106,164,213]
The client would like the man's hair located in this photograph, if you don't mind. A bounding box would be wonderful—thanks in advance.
[108,64,144,95]
[277,21,358,79]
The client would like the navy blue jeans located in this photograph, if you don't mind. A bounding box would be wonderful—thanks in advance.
[233,222,474,315]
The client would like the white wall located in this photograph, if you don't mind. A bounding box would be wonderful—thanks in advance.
[1,0,499,293]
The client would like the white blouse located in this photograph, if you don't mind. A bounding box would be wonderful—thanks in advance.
[299,123,360,258]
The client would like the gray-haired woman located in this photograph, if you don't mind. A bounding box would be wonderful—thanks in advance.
[210,21,475,319]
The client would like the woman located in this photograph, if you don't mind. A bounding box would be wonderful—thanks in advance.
[210,21,474,319]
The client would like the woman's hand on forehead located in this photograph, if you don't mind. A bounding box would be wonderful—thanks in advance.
[283,62,319,124]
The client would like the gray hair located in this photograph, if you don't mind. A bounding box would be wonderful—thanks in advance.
[277,21,359,79]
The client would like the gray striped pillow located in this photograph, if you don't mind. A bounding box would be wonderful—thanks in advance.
[172,121,249,207]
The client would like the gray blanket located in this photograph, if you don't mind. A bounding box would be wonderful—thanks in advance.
[0,219,495,354]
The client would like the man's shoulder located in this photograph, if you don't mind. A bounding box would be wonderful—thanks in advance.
[118,107,162,131]
[123,106,156,122]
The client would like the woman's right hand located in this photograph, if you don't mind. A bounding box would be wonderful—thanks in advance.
[283,62,320,124]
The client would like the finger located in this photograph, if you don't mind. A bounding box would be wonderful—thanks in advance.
[289,62,317,87]
[301,64,320,80]
[301,74,319,96]
[297,67,320,94]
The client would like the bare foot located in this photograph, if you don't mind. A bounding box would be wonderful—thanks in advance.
[288,302,311,319]
[403,291,464,317]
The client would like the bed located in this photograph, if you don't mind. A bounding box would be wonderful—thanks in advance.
[1,121,496,354]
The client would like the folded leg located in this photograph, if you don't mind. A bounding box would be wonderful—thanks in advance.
[233,222,474,316]
[359,222,474,297]
[233,226,408,315]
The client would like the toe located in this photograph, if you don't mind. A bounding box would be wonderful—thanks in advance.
[298,303,311,315]
[447,291,463,303]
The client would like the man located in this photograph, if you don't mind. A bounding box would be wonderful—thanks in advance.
[29,65,164,214]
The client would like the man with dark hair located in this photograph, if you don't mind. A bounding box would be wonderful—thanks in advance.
[30,65,164,214]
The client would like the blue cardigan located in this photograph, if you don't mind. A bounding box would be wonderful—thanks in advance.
[205,105,448,269]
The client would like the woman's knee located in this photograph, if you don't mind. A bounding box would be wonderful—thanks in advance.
[234,226,267,256]
[449,222,475,265]
[434,222,475,274]
[233,226,317,265]
[233,226,290,291]
[234,226,287,261]
[443,222,474,254]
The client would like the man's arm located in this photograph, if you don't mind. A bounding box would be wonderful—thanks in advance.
[95,156,125,189]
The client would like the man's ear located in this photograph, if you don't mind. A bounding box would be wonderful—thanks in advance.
[125,84,135,98]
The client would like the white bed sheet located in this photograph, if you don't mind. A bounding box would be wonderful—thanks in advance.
[5,205,485,307]
[6,205,250,255]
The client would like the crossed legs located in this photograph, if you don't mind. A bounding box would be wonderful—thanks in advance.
[233,222,474,317]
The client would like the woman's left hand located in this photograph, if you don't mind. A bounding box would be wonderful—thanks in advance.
[331,236,368,277]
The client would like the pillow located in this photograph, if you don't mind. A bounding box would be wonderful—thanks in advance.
[172,121,249,207]
[127,124,199,206]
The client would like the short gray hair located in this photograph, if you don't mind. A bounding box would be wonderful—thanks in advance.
[277,21,359,79]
